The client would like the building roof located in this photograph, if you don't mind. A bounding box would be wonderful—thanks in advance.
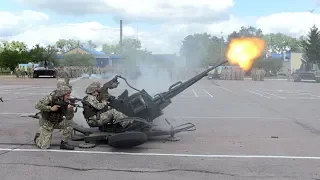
[58,47,122,59]
[80,47,105,55]
[65,47,108,58]
[109,55,121,59]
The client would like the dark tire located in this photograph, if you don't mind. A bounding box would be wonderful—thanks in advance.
[52,71,57,78]
[71,134,85,141]
[108,132,147,148]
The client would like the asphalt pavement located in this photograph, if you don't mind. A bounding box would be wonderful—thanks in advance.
[0,75,320,180]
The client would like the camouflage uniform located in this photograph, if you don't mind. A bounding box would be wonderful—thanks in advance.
[82,82,130,128]
[33,85,75,150]
[36,80,74,131]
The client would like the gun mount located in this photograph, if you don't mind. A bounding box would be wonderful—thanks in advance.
[108,60,228,121]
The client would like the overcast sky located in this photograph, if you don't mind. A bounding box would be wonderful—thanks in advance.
[1,0,320,54]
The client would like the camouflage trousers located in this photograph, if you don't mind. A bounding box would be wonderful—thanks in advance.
[35,118,73,149]
[89,109,130,128]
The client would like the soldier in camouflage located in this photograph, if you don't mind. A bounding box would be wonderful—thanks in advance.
[33,85,75,150]
[36,80,73,133]
[82,82,131,128]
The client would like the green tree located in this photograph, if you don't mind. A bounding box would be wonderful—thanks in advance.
[43,45,59,65]
[102,38,151,66]
[0,49,29,71]
[29,44,59,64]
[301,25,320,65]
[102,44,119,54]
[61,53,95,66]
[55,39,82,53]
[0,40,28,51]
[264,33,302,54]
[180,33,225,68]
[29,44,46,62]
[253,58,283,75]
[227,26,263,42]
[207,35,226,65]
[87,40,97,49]
[0,40,30,70]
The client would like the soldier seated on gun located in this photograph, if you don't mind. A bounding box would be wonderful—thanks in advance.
[33,85,75,150]
[82,82,131,128]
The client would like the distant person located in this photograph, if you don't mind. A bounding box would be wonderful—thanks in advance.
[287,69,291,81]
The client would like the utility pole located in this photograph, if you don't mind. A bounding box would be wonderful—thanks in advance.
[119,20,123,65]
[220,31,223,62]
[120,20,123,51]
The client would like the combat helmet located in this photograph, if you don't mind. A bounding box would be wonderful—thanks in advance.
[57,79,72,90]
[56,85,72,97]
[85,82,101,94]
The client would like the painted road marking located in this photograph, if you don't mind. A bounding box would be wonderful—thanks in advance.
[218,86,234,93]
[192,89,198,97]
[202,89,213,98]
[173,116,290,119]
[246,90,270,98]
[247,89,320,99]
[259,90,286,99]
[0,148,320,160]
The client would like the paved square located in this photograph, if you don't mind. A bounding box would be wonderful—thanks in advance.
[0,77,320,179]
[246,89,320,99]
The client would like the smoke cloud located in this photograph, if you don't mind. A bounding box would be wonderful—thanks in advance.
[69,55,189,128]
[132,55,188,96]
[134,65,173,96]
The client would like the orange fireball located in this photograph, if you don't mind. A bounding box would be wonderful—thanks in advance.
[226,37,266,71]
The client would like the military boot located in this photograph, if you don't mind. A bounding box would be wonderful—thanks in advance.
[60,141,74,150]
[34,133,40,144]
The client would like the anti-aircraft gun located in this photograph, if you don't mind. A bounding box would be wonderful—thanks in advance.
[109,60,227,121]
[72,60,228,149]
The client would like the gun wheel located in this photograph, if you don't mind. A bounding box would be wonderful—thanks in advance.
[78,143,96,148]
[108,132,147,148]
